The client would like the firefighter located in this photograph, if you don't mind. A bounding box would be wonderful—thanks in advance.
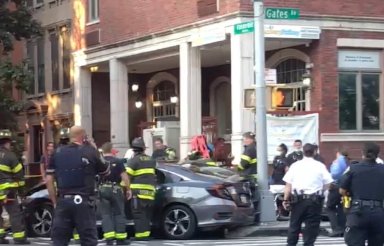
[99,142,131,245]
[0,129,29,244]
[151,138,176,162]
[239,132,257,179]
[125,137,156,241]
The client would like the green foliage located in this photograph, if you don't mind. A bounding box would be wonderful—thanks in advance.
[0,0,42,154]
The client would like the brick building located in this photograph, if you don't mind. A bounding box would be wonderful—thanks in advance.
[23,0,384,165]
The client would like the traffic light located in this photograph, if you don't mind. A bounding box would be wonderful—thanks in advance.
[271,87,294,109]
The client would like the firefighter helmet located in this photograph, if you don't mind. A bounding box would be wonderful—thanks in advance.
[131,137,146,150]
[59,128,70,139]
[0,129,12,140]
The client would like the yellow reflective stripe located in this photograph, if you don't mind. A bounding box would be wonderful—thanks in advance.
[237,164,244,170]
[206,162,216,166]
[137,194,155,200]
[115,233,127,239]
[135,231,150,238]
[73,233,80,240]
[103,231,115,239]
[126,167,135,176]
[250,158,257,164]
[17,181,25,187]
[0,229,5,234]
[0,195,6,200]
[0,165,11,172]
[120,181,126,187]
[12,163,22,173]
[0,182,18,190]
[130,184,155,191]
[13,231,25,239]
[133,168,155,176]
[241,155,252,162]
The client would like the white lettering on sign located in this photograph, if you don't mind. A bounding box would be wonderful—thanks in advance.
[338,50,381,69]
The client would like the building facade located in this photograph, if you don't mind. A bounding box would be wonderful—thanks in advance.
[23,0,384,165]
[21,0,74,163]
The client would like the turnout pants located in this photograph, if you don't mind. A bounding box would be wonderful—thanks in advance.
[287,198,323,246]
[51,196,97,246]
[0,192,26,240]
[344,207,384,246]
[131,193,154,239]
[99,185,127,240]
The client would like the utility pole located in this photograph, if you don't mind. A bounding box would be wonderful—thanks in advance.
[253,0,276,222]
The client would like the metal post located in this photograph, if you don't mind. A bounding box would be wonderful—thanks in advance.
[253,0,276,222]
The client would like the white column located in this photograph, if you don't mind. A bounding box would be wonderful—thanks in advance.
[109,58,129,155]
[73,65,93,135]
[179,42,202,159]
[230,33,254,164]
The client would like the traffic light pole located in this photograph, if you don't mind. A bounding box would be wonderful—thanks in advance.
[253,0,276,222]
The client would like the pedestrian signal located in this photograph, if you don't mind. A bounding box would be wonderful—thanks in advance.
[271,87,294,109]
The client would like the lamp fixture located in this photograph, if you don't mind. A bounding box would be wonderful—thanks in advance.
[90,66,98,72]
[131,84,139,92]
[135,101,143,109]
[302,72,312,87]
[170,96,178,103]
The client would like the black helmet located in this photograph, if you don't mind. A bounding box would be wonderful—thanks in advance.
[131,137,146,150]
[59,128,70,139]
[0,129,12,140]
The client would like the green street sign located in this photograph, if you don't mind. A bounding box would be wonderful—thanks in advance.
[265,7,300,19]
[234,21,254,35]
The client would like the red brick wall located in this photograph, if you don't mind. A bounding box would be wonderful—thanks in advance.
[82,0,241,48]
[242,0,384,18]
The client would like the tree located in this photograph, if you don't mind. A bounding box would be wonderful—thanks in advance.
[0,0,41,131]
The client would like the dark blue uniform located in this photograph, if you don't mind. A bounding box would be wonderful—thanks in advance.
[47,143,109,246]
[340,160,384,245]
[99,156,128,243]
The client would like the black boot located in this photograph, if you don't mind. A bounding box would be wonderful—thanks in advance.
[0,238,9,244]
[116,239,130,245]
[13,238,30,245]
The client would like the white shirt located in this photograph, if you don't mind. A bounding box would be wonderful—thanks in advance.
[377,157,384,164]
[283,157,333,194]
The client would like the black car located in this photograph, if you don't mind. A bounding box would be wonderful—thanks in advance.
[23,163,258,240]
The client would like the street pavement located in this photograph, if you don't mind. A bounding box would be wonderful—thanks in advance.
[19,236,346,246]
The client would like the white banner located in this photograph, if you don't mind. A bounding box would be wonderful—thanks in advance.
[266,113,319,162]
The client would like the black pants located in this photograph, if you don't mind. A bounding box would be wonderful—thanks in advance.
[326,184,346,233]
[344,207,384,246]
[131,196,154,239]
[287,198,323,246]
[0,192,26,240]
[51,197,97,246]
[99,186,127,240]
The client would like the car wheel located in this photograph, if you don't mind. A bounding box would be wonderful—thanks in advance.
[162,205,196,240]
[27,202,53,237]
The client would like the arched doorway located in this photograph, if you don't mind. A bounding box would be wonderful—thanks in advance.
[210,76,231,137]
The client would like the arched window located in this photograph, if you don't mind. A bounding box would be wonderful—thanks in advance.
[153,81,175,102]
[276,59,306,84]
[152,81,177,119]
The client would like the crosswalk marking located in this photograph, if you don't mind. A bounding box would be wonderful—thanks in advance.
[22,236,347,246]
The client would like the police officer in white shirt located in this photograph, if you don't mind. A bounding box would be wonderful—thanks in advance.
[283,143,333,246]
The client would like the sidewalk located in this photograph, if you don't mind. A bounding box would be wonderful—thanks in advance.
[227,221,331,238]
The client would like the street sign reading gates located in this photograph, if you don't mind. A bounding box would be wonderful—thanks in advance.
[265,8,300,19]
[234,21,254,35]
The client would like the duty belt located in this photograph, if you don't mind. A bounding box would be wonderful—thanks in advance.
[298,194,320,200]
[352,199,383,208]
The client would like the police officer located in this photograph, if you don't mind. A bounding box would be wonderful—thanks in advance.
[238,132,257,178]
[0,129,29,244]
[339,143,384,245]
[99,142,131,245]
[283,143,333,246]
[46,126,110,246]
[125,138,156,241]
